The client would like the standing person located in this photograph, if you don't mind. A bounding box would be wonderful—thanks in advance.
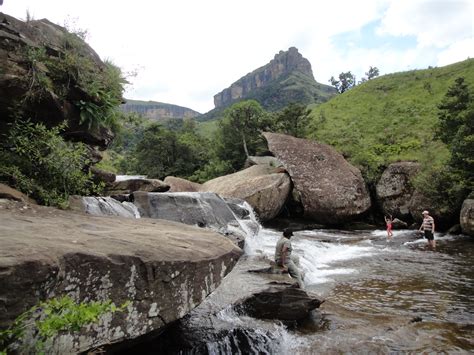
[385,215,393,240]
[419,210,436,249]
[274,228,304,288]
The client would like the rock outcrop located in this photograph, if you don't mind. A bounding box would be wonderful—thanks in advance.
[375,162,420,219]
[263,132,371,224]
[0,183,36,204]
[460,199,474,236]
[199,47,336,120]
[164,166,291,222]
[164,176,201,193]
[0,13,116,149]
[105,178,170,195]
[0,202,242,353]
[121,99,201,121]
[201,165,291,222]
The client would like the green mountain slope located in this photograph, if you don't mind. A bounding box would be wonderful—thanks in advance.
[308,59,474,181]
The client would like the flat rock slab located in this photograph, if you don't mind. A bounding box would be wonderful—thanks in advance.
[0,203,242,353]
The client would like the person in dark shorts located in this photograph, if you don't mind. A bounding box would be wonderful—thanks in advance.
[418,210,435,249]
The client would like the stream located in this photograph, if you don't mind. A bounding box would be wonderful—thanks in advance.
[131,225,474,354]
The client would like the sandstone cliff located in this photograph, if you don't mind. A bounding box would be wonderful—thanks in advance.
[121,99,201,121]
[204,47,335,119]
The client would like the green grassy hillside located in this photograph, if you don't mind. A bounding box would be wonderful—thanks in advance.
[307,59,474,181]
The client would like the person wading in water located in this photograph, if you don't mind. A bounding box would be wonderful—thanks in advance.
[385,214,393,240]
[419,210,436,249]
[274,228,304,288]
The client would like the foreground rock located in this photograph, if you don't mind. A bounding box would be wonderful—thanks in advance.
[263,132,371,224]
[0,203,242,353]
[460,199,474,236]
[201,165,291,222]
[375,162,420,220]
[123,256,323,354]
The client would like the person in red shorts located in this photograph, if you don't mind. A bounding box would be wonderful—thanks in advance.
[385,215,393,240]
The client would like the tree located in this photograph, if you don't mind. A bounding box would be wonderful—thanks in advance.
[275,103,311,138]
[365,66,380,80]
[436,77,474,188]
[329,71,356,93]
[223,100,268,157]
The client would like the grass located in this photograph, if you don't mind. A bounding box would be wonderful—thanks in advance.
[307,59,474,181]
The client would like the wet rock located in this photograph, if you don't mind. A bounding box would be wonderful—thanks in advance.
[460,199,474,236]
[201,165,291,222]
[132,191,248,246]
[447,224,462,235]
[224,197,250,219]
[0,204,242,353]
[375,162,420,219]
[105,178,170,195]
[236,286,323,321]
[68,195,139,218]
[263,132,371,224]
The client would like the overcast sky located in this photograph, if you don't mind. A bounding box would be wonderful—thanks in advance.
[2,0,473,113]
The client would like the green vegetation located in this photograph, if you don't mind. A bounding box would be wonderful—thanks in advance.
[0,24,127,207]
[413,77,474,213]
[0,120,102,207]
[308,59,474,182]
[0,296,128,354]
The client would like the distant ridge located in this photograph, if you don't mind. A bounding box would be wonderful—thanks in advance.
[121,99,201,121]
[199,47,336,121]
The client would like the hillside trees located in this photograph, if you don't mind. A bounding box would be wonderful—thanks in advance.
[329,71,356,93]
[274,103,311,138]
[414,77,473,213]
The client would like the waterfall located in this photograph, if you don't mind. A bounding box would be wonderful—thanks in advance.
[81,196,140,218]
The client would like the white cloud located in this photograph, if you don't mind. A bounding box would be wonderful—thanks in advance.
[1,0,472,112]
[377,0,473,48]
[437,38,474,66]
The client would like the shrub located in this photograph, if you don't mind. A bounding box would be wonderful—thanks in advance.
[0,119,102,207]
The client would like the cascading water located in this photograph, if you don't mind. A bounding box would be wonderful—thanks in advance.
[81,196,140,218]
[130,200,473,354]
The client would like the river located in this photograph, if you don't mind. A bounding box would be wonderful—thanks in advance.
[129,225,473,354]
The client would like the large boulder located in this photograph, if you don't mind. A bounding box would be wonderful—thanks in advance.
[0,203,242,353]
[375,162,420,219]
[0,13,115,149]
[263,132,371,224]
[201,165,291,222]
[164,176,201,193]
[460,199,474,236]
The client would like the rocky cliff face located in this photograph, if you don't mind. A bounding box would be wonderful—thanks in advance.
[210,47,335,115]
[121,99,201,121]
[0,12,118,148]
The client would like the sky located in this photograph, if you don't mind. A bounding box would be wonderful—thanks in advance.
[2,0,473,113]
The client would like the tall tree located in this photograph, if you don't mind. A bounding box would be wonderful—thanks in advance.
[329,71,356,93]
[436,77,474,187]
[223,100,268,158]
